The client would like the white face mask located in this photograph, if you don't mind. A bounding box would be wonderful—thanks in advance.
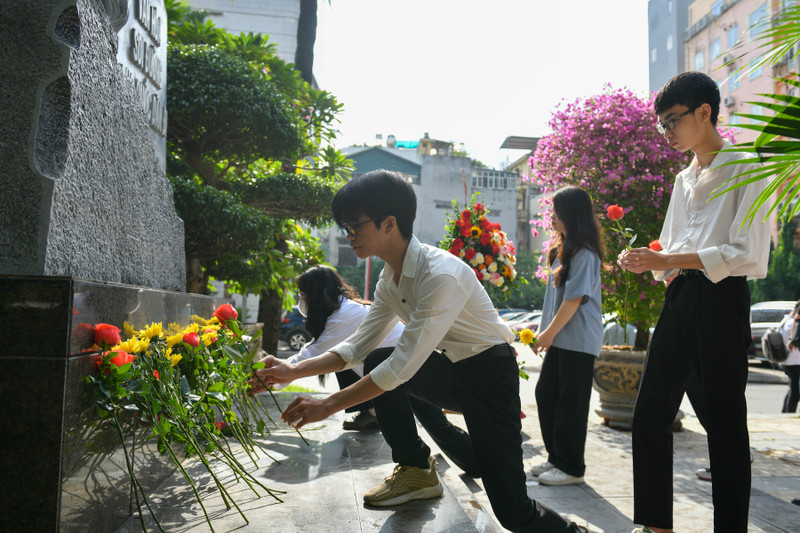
[298,298,308,317]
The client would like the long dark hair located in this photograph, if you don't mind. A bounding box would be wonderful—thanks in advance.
[296,266,365,340]
[547,186,605,287]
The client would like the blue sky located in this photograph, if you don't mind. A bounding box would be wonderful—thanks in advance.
[314,0,650,169]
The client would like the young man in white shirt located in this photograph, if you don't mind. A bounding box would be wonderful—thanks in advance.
[618,71,772,533]
[250,170,588,532]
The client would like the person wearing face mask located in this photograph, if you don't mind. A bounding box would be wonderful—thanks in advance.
[277,266,395,430]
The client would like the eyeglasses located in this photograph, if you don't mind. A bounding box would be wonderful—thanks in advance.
[340,217,384,239]
[656,109,694,135]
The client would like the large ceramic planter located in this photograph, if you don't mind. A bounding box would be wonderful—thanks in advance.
[592,347,683,431]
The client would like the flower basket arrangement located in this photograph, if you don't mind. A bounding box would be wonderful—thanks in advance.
[439,197,524,301]
[86,304,303,532]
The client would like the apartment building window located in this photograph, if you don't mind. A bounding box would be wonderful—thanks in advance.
[748,4,768,41]
[729,114,742,128]
[710,38,721,60]
[668,0,673,14]
[667,34,674,51]
[651,47,658,63]
[728,23,740,48]
[712,0,725,18]
[749,59,763,79]
[694,49,705,70]
[750,104,766,119]
[729,71,742,90]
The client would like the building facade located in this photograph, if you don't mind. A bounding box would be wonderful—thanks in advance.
[340,138,519,267]
[684,0,786,143]
[187,0,302,62]
[649,0,693,92]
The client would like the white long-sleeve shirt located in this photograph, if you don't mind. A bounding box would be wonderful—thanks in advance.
[332,236,514,391]
[285,297,404,377]
[654,141,773,284]
[781,315,800,366]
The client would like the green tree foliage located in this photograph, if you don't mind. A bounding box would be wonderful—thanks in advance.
[165,1,352,352]
[497,252,546,310]
[749,217,800,303]
[168,45,303,189]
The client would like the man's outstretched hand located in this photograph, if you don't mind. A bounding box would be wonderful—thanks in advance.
[248,355,295,394]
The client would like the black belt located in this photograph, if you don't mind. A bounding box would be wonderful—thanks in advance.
[679,269,704,276]
[465,343,514,361]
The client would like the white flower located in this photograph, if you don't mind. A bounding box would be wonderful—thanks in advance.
[488,262,498,273]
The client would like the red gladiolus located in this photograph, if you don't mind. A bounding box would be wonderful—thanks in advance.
[461,209,472,222]
[607,204,624,221]
[214,304,238,324]
[183,332,200,348]
[94,323,121,347]
[649,239,663,251]
[474,203,485,213]
[480,232,492,246]
[464,248,476,261]
[108,350,135,367]
[452,238,464,250]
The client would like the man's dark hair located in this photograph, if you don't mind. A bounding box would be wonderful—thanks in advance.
[332,169,416,239]
[654,71,721,126]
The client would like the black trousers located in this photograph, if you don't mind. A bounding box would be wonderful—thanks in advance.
[632,274,751,532]
[365,345,583,533]
[535,346,596,477]
[782,365,800,413]
[334,369,373,413]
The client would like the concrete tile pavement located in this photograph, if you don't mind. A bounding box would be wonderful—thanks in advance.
[116,344,800,532]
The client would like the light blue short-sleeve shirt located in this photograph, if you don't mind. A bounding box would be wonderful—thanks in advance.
[539,248,603,356]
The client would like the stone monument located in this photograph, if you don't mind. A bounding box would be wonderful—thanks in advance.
[0,0,183,291]
[0,2,225,531]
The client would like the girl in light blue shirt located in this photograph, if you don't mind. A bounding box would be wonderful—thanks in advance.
[530,186,604,487]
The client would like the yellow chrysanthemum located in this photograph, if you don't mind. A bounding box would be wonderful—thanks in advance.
[203,323,221,333]
[166,322,183,334]
[167,351,182,367]
[183,322,200,334]
[115,337,149,354]
[500,265,510,277]
[519,328,536,346]
[140,322,163,340]
[123,321,137,339]
[190,314,211,326]
[201,331,218,347]
[166,332,184,349]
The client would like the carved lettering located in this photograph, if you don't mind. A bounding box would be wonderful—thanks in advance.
[129,27,162,89]
[136,0,162,46]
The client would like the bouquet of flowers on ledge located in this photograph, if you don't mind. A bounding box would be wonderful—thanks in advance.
[87,304,302,532]
[439,196,524,300]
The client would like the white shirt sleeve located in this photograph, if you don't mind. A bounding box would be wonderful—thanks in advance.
[369,273,468,390]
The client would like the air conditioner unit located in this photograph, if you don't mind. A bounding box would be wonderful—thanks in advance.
[724,95,736,107]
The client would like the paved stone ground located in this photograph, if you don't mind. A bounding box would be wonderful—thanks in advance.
[115,347,800,533]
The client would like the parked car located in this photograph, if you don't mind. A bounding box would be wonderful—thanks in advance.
[497,308,530,322]
[508,312,543,340]
[279,307,311,351]
[748,300,796,363]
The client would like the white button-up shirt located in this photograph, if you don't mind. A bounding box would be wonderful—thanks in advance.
[655,141,772,284]
[331,236,515,391]
[285,297,404,377]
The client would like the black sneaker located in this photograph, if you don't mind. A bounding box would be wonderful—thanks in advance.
[342,410,379,430]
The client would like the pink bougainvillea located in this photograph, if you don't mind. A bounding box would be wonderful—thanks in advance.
[529,86,735,347]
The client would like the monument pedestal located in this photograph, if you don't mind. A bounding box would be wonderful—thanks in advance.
[0,276,226,532]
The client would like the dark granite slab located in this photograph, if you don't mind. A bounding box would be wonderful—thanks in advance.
[0,275,226,532]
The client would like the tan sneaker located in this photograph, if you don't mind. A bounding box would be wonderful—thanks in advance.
[363,456,443,506]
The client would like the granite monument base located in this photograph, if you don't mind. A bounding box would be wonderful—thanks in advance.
[0,275,227,532]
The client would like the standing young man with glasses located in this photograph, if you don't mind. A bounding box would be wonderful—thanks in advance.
[618,71,772,533]
[250,169,589,532]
